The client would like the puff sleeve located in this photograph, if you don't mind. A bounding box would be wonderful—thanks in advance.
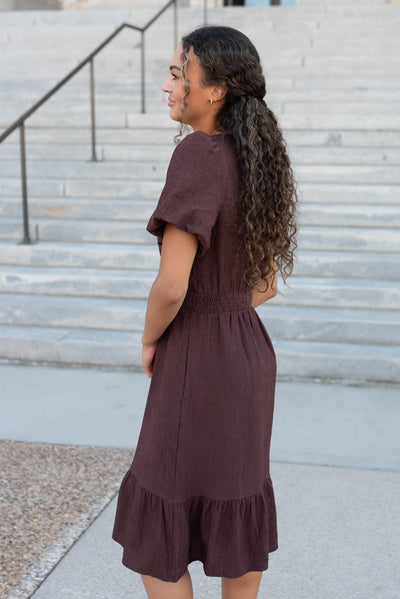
[146,131,225,259]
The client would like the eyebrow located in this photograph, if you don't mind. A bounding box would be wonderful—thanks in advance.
[169,65,181,73]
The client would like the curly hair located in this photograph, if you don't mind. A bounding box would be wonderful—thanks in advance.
[176,25,299,292]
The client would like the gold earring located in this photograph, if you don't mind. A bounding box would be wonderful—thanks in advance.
[210,98,213,105]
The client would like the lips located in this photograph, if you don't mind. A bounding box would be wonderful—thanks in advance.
[168,98,176,107]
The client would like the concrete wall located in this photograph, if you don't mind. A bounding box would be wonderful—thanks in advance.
[0,0,60,9]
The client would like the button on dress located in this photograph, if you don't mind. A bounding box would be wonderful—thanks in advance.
[111,129,278,582]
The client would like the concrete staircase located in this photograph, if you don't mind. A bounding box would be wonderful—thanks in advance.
[0,2,399,383]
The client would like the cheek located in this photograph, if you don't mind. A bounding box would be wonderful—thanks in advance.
[172,80,184,100]
[190,90,209,112]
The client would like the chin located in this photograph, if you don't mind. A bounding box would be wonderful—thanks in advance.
[168,112,181,123]
[169,105,189,125]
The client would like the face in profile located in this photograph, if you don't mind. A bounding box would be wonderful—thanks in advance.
[161,42,223,132]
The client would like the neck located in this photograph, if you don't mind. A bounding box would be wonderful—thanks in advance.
[191,119,221,137]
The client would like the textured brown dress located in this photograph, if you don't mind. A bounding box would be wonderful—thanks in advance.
[111,130,278,582]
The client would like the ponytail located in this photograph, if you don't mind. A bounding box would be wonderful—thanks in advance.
[222,93,298,290]
[180,26,299,291]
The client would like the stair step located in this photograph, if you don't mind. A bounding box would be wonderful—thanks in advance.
[0,159,169,181]
[0,218,155,244]
[0,265,155,299]
[273,339,400,385]
[5,53,400,72]
[280,114,400,131]
[284,102,400,116]
[2,160,400,184]
[4,100,400,123]
[257,304,400,345]
[0,294,398,346]
[0,241,159,269]
[1,197,399,229]
[0,198,157,223]
[0,324,142,369]
[297,203,400,227]
[3,89,400,105]
[297,225,400,252]
[2,179,399,205]
[0,294,146,331]
[2,144,400,166]
[1,242,399,280]
[0,177,162,199]
[4,112,400,131]
[292,77,400,91]
[268,277,400,310]
[2,219,400,252]
[299,184,400,205]
[5,63,397,80]
[0,266,398,309]
[293,250,400,280]
[0,324,397,384]
[3,128,400,149]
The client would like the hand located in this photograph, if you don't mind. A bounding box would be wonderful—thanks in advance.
[142,341,158,378]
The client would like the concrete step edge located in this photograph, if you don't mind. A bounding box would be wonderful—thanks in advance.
[0,323,398,358]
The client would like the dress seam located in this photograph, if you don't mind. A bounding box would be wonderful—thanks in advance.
[131,469,272,505]
[172,317,191,501]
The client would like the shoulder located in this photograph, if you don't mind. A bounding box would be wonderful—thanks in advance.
[175,130,219,152]
[169,131,225,173]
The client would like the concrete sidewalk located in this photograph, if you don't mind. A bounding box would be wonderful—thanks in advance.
[1,362,399,598]
[30,462,400,599]
[2,362,399,470]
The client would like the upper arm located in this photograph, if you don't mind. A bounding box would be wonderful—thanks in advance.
[146,132,224,260]
[156,222,199,300]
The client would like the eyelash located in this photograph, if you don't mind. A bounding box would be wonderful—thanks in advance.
[171,74,179,80]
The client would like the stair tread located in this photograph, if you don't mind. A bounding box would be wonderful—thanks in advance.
[0,323,397,356]
[1,216,400,233]
[0,292,398,323]
[0,265,399,287]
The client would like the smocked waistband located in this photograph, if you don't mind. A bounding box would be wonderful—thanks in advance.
[181,287,253,313]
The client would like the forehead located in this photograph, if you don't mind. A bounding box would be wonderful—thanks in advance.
[169,44,199,71]
[170,42,184,67]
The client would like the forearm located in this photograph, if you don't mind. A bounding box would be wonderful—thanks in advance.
[141,278,187,345]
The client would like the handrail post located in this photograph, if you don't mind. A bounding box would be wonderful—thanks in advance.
[18,122,32,244]
[204,0,207,25]
[141,29,145,113]
[89,58,98,161]
[173,0,178,49]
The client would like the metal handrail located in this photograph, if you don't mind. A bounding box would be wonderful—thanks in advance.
[0,0,178,244]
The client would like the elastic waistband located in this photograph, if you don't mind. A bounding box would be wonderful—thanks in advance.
[181,288,252,313]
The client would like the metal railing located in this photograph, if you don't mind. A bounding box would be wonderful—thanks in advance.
[0,0,178,244]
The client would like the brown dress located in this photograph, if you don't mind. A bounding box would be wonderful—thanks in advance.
[111,130,278,582]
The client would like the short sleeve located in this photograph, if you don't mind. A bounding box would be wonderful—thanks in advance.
[146,131,225,258]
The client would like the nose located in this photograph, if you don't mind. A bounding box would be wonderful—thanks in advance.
[161,76,171,93]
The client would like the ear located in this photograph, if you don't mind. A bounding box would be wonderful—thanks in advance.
[211,81,228,103]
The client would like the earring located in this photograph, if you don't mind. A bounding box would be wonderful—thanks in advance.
[210,98,213,105]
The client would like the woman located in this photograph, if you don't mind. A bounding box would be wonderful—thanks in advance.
[112,25,298,599]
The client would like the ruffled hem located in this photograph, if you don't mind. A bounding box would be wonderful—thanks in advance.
[112,468,278,583]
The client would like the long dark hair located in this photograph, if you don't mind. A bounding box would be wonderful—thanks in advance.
[177,25,299,292]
